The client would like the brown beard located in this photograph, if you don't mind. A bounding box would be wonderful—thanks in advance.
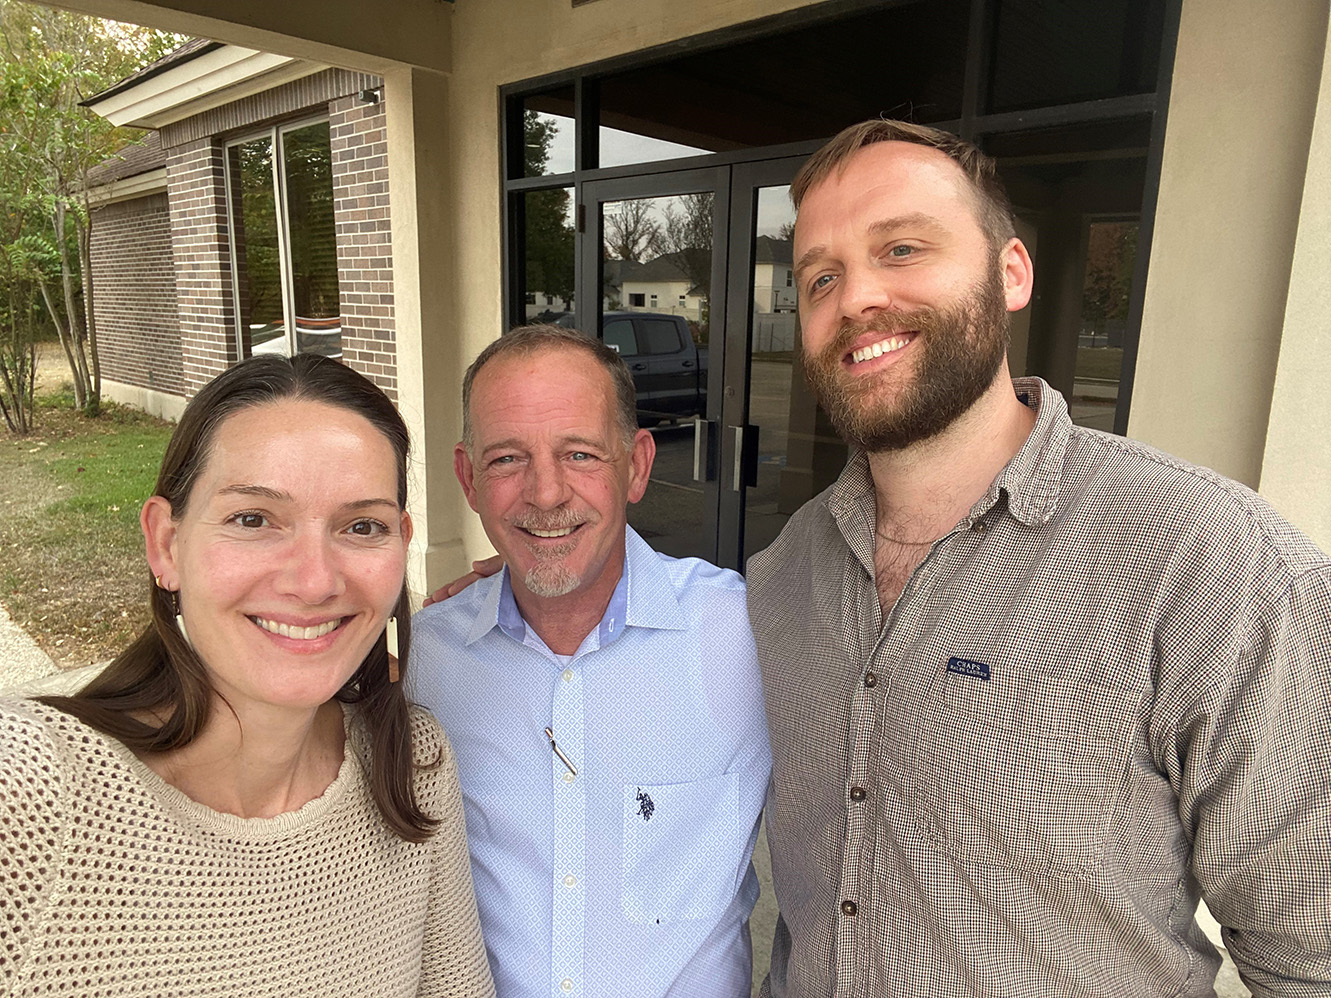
[802,262,1010,452]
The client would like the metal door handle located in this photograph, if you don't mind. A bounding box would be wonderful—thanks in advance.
[693,417,718,482]
[731,424,760,492]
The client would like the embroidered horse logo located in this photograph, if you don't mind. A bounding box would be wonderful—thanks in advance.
[635,788,655,821]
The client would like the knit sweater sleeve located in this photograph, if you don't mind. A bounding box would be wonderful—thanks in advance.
[411,709,496,998]
[0,699,67,985]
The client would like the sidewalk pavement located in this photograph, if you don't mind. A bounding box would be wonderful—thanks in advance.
[0,600,59,689]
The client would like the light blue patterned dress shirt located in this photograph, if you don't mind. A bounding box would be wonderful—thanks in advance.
[411,527,771,998]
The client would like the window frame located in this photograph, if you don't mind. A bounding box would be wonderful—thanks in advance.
[223,114,338,360]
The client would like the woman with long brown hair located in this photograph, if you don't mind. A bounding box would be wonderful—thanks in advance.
[0,354,493,997]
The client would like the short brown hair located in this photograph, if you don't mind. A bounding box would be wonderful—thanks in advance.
[461,323,638,450]
[790,119,1016,248]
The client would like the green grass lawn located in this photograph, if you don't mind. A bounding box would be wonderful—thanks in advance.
[0,393,173,667]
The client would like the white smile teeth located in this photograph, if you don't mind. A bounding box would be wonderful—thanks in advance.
[252,616,341,640]
[526,526,576,538]
[851,335,911,364]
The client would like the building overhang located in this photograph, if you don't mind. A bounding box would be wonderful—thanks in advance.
[87,167,169,205]
[86,44,327,129]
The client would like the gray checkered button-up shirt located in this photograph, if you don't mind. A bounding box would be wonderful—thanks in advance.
[749,378,1331,998]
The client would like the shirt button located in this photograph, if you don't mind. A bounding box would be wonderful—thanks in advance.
[562,668,574,682]
[841,900,858,916]
[971,519,988,533]
[562,771,575,784]
[864,671,878,689]
[563,874,577,888]
[849,786,866,802]
[560,979,574,993]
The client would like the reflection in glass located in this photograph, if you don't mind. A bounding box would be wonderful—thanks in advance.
[1072,219,1137,431]
[602,194,712,342]
[522,88,575,177]
[522,187,575,322]
[601,193,715,560]
[988,0,1164,114]
[598,127,709,170]
[282,121,342,358]
[592,0,967,165]
[744,187,846,563]
[228,137,286,357]
[989,121,1147,431]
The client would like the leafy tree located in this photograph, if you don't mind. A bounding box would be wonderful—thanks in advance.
[0,1,179,421]
[521,110,574,309]
[1082,221,1138,333]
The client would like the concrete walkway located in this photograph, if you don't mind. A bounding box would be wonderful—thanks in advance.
[0,601,59,689]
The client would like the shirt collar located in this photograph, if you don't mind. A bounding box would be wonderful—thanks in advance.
[989,377,1071,527]
[463,524,689,650]
[822,377,1072,565]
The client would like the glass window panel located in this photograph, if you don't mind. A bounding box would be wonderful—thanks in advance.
[988,0,1166,114]
[1073,219,1137,431]
[227,136,286,358]
[521,186,575,322]
[744,185,846,564]
[521,87,575,177]
[594,0,968,167]
[282,121,341,359]
[985,120,1149,430]
[640,317,683,354]
[601,192,714,560]
[603,317,637,355]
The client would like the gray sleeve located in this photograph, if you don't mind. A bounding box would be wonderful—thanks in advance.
[1177,567,1331,995]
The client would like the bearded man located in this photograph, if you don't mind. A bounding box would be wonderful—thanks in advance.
[748,121,1331,997]
[411,325,771,998]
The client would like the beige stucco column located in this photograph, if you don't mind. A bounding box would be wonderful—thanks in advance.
[1128,0,1328,488]
[1259,16,1331,552]
[381,64,473,595]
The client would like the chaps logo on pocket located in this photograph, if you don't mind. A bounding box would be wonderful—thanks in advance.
[635,788,655,821]
[946,656,991,681]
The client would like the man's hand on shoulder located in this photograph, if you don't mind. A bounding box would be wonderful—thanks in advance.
[422,555,505,607]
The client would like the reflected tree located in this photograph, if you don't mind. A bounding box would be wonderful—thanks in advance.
[523,111,574,309]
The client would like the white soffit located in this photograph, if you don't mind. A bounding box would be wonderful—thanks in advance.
[93,47,328,129]
[88,168,168,206]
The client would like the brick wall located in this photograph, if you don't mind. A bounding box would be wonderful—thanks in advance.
[89,193,184,396]
[102,69,398,401]
[329,93,397,398]
[164,137,237,393]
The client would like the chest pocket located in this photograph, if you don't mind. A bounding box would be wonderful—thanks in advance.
[913,662,1135,878]
[621,772,742,923]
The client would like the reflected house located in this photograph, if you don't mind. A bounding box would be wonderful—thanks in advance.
[751,237,796,314]
[611,253,706,323]
[83,40,392,411]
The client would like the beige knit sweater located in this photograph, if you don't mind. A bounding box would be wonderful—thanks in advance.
[0,696,495,998]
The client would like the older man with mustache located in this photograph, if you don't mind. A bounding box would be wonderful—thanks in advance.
[411,325,771,998]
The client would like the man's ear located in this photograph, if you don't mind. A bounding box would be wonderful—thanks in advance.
[1000,237,1035,313]
[141,495,179,587]
[626,429,656,504]
[454,442,481,513]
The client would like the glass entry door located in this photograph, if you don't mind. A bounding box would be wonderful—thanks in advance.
[719,159,849,571]
[579,159,848,572]
[579,169,729,563]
